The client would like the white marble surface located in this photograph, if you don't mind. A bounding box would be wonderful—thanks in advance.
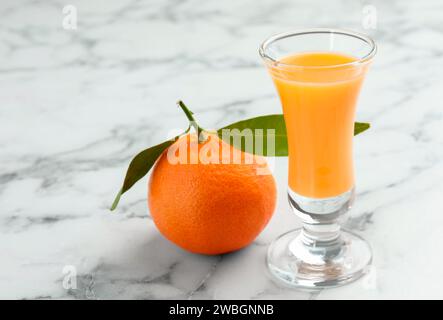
[1,0,443,299]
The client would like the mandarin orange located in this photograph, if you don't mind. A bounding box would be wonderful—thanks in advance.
[148,133,276,255]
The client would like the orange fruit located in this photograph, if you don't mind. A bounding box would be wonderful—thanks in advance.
[148,133,277,255]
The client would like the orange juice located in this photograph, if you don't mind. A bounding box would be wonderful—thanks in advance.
[270,52,367,198]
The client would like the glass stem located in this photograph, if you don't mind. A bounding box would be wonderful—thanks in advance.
[300,221,342,249]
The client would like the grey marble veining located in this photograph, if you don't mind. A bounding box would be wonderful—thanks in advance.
[1,0,443,299]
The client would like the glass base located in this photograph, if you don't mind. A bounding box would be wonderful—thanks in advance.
[267,228,372,289]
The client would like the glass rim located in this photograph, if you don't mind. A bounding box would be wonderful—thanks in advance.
[259,28,377,69]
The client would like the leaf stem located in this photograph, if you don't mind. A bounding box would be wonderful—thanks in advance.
[177,100,207,143]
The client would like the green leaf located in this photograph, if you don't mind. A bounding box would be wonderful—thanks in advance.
[354,122,370,136]
[110,137,178,211]
[218,114,370,157]
[218,114,288,156]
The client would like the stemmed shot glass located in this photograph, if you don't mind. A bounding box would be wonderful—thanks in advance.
[260,29,376,288]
